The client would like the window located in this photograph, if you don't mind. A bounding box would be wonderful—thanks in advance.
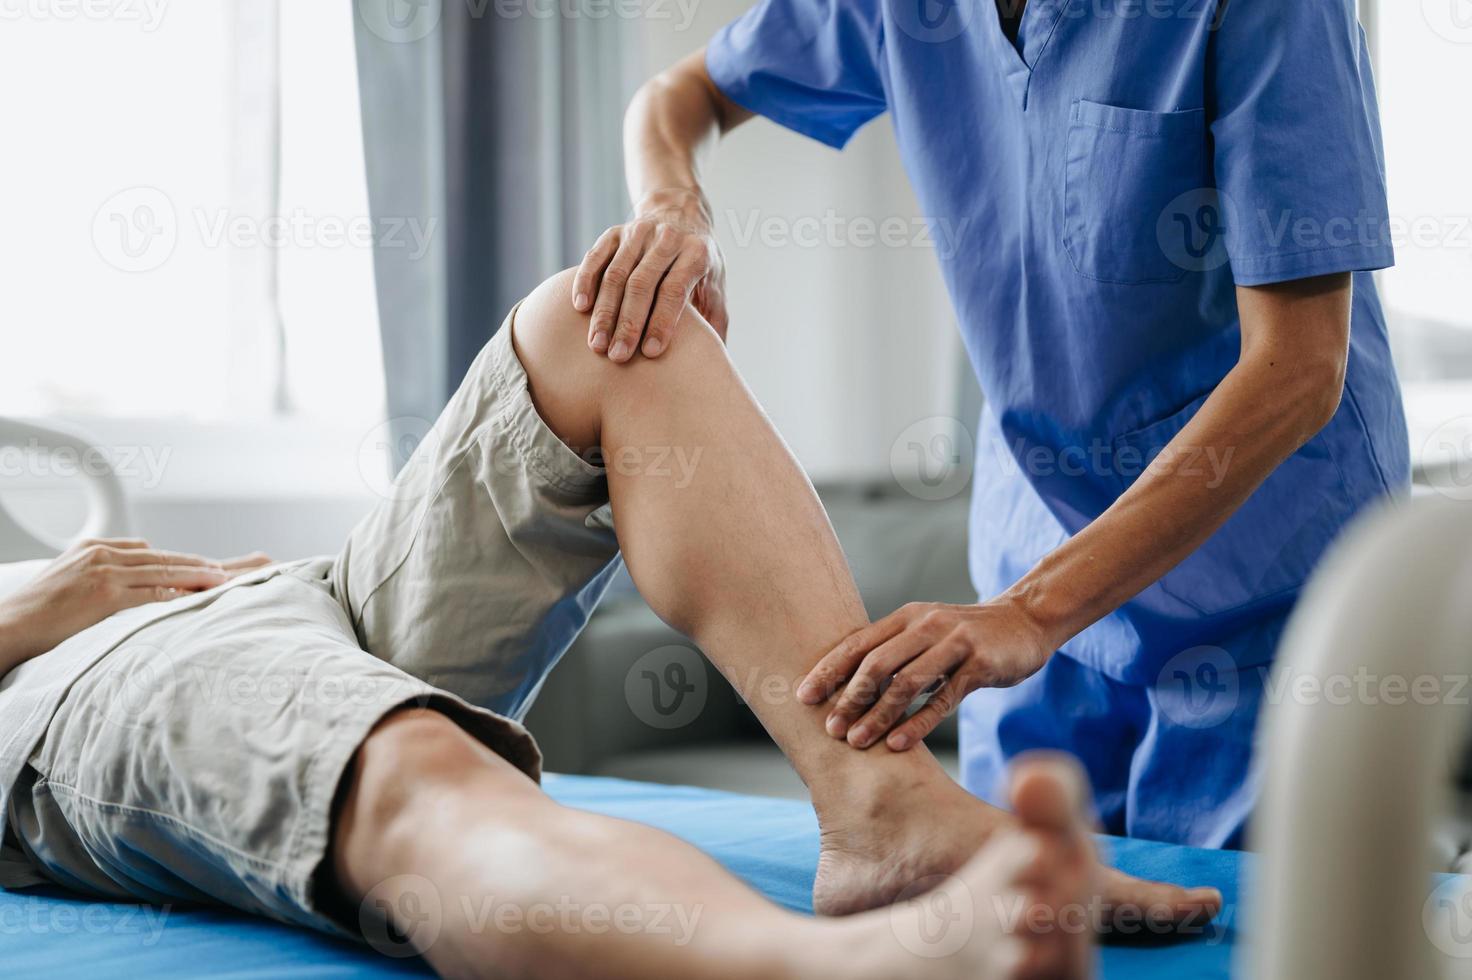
[278,2,386,423]
[1369,2,1472,473]
[1373,2,1472,343]
[0,2,384,425]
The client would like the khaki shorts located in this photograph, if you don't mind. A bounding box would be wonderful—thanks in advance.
[5,306,623,936]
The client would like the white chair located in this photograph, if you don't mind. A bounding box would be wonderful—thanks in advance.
[0,418,131,562]
[1250,494,1472,979]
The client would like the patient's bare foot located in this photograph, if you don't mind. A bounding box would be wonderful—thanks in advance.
[854,755,1099,980]
[811,765,1221,934]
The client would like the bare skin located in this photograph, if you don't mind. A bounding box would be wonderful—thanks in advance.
[334,708,1100,980]
[513,270,1219,925]
[803,274,1355,751]
[576,46,1354,759]
[0,268,1212,970]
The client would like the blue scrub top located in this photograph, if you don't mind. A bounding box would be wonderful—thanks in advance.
[708,0,1410,683]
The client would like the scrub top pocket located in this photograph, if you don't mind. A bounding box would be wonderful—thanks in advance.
[1063,100,1208,286]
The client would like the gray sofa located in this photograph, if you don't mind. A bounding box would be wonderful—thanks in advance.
[523,482,973,800]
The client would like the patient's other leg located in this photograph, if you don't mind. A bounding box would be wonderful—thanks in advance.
[512,270,1217,924]
[333,709,1099,980]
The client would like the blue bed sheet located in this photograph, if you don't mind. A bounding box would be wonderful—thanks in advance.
[0,775,1243,978]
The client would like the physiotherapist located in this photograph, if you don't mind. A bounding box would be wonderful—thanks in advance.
[571,0,1410,848]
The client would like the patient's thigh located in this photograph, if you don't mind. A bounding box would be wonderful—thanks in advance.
[329,309,622,720]
[9,573,537,932]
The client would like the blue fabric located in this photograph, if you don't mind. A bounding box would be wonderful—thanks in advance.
[0,775,1242,978]
[961,614,1282,848]
[706,0,1411,837]
[705,0,1409,685]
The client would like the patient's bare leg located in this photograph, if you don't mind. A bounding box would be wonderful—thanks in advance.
[512,270,1218,924]
[334,709,1098,980]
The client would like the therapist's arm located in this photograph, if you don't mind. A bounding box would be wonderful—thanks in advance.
[800,273,1354,750]
[572,49,752,362]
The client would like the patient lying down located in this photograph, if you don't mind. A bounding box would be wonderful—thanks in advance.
[0,270,1217,978]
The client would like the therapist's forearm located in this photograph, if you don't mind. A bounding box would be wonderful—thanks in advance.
[1004,276,1354,649]
[623,49,751,219]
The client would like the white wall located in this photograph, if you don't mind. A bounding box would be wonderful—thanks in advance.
[636,2,967,483]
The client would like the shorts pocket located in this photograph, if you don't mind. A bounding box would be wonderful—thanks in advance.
[1112,393,1355,617]
[1064,99,1208,285]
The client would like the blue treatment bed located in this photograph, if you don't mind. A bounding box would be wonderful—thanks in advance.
[0,775,1241,979]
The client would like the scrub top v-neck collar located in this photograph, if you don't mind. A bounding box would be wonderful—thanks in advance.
[985,0,1067,108]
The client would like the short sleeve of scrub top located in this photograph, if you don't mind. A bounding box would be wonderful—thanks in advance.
[1208,0,1394,285]
[705,0,887,150]
[704,0,1406,680]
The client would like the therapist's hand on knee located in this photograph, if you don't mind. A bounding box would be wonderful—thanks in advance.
[572,189,728,363]
[796,599,1053,752]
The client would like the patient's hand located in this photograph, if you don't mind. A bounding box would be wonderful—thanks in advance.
[0,539,271,676]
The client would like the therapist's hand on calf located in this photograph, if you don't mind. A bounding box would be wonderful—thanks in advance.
[798,598,1052,751]
[572,189,728,362]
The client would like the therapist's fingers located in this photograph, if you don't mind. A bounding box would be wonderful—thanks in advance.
[642,248,707,357]
[589,224,652,357]
[825,631,931,738]
[575,227,619,327]
[695,276,730,342]
[846,644,965,748]
[798,614,906,705]
[885,679,963,752]
[617,227,683,359]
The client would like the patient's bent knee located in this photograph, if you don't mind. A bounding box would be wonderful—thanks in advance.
[511,268,606,449]
[507,267,731,450]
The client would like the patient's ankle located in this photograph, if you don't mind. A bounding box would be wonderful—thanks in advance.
[808,741,959,829]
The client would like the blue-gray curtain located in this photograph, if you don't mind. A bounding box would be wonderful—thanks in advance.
[353,0,631,465]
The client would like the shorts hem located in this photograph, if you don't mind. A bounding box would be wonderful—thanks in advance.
[282,689,543,939]
[488,304,610,497]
